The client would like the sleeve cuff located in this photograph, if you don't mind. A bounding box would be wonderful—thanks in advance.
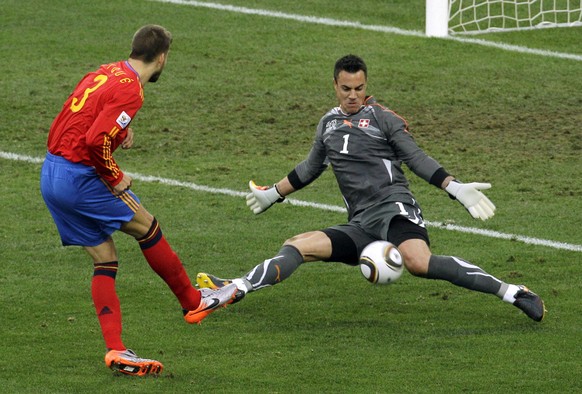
[287,169,306,190]
[429,167,451,188]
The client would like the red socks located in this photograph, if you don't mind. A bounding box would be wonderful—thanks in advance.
[91,219,200,350]
[92,262,125,351]
[138,218,201,311]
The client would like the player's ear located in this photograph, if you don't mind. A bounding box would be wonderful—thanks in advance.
[157,52,167,66]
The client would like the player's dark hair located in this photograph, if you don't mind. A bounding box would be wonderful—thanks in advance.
[130,25,172,63]
[334,54,367,81]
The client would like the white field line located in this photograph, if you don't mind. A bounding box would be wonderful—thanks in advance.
[3,150,582,252]
[150,0,582,62]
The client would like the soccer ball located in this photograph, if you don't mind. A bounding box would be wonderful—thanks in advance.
[359,241,404,285]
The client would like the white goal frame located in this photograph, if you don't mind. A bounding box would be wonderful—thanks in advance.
[426,0,582,36]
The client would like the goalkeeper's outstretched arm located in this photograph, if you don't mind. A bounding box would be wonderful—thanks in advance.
[273,176,296,196]
[246,143,327,215]
[246,177,296,215]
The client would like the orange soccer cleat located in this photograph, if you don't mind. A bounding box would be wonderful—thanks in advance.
[105,349,163,376]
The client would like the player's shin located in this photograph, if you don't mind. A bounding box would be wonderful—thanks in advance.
[92,262,125,351]
[138,218,201,310]
[426,255,503,295]
[245,245,304,291]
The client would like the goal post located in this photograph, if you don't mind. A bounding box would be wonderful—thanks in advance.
[426,0,450,37]
[426,0,582,36]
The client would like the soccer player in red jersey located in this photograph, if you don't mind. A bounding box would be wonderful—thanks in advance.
[40,25,238,376]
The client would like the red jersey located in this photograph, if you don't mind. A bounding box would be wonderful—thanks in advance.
[47,61,143,186]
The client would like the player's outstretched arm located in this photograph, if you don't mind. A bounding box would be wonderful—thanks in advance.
[445,180,496,220]
[246,180,287,214]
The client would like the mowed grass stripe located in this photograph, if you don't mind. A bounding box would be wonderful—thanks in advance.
[5,150,581,253]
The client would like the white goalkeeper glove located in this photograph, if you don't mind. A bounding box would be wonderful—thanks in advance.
[445,180,496,221]
[246,180,285,214]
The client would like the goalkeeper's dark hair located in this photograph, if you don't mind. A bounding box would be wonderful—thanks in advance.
[334,54,367,81]
[130,25,172,63]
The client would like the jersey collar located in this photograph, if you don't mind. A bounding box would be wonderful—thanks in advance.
[124,60,141,82]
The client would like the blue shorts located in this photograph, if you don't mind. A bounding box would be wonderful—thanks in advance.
[40,152,140,247]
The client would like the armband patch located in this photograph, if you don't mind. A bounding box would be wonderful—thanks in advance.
[116,111,132,129]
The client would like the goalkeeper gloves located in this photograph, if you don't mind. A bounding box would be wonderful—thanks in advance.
[445,180,496,221]
[246,180,285,214]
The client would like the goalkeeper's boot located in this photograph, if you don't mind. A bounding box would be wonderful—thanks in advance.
[105,349,163,376]
[196,272,246,304]
[513,286,546,322]
[184,283,239,325]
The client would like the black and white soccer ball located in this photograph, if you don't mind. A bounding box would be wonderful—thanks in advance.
[359,241,404,285]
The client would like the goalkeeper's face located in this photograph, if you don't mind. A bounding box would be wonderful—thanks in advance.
[334,70,367,114]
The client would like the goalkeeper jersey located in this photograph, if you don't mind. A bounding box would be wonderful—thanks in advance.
[47,61,143,187]
[292,96,444,219]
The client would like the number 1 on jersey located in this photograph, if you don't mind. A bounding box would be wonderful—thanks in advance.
[340,134,350,154]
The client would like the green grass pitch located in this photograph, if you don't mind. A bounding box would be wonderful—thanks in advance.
[1,0,581,392]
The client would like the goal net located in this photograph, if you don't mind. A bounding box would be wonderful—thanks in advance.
[427,0,582,35]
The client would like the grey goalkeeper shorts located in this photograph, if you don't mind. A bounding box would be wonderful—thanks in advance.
[320,194,429,265]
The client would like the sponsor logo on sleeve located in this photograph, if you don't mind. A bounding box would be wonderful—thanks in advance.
[325,119,338,133]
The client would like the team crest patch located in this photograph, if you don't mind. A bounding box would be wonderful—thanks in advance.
[116,111,132,129]
[358,119,370,128]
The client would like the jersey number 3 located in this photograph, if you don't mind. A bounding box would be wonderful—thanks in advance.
[70,75,108,113]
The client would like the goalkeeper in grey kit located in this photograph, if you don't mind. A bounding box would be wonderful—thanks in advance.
[198,54,545,322]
